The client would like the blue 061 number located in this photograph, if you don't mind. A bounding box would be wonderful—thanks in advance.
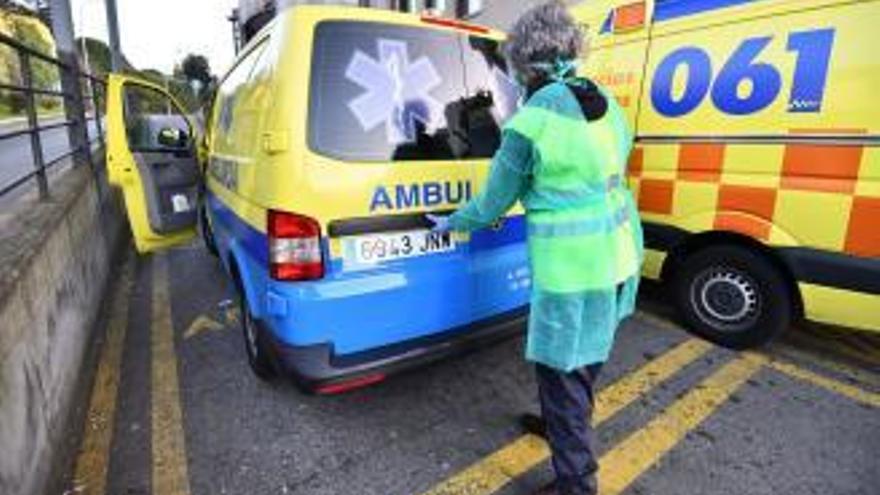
[651,28,836,117]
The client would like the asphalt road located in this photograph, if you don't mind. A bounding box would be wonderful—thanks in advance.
[63,243,880,495]
[0,116,100,195]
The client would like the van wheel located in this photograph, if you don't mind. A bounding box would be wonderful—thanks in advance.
[199,203,218,257]
[672,245,792,349]
[238,286,276,380]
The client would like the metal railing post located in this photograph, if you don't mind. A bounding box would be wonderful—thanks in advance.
[103,0,124,71]
[19,51,49,200]
[91,80,104,145]
[50,0,93,170]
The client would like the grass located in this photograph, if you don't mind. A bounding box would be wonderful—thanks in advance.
[0,100,17,120]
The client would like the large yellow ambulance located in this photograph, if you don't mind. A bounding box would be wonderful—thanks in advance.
[572,0,879,347]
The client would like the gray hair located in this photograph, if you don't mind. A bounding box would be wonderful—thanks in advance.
[505,1,585,83]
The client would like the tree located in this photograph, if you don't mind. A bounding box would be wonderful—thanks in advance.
[0,11,60,113]
[74,38,112,112]
[75,37,112,77]
[173,53,215,112]
[133,68,201,114]
[177,53,212,88]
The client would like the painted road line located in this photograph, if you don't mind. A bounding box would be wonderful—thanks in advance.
[772,342,880,389]
[825,328,880,364]
[72,256,133,495]
[762,356,880,409]
[598,355,766,495]
[151,255,192,495]
[791,327,879,367]
[639,310,880,401]
[419,338,713,495]
[838,332,880,365]
[595,339,714,423]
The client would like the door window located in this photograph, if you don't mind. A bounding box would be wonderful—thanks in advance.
[123,83,191,152]
[458,35,523,158]
[211,39,270,149]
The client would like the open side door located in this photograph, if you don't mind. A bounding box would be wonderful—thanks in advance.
[105,74,201,254]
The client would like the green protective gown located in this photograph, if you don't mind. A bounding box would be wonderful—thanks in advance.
[448,79,645,372]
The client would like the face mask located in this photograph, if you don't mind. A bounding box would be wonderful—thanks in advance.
[528,59,579,82]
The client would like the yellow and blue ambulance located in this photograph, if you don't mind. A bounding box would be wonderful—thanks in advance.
[105,6,530,392]
[572,0,880,347]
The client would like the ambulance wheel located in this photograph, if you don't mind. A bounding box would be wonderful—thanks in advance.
[673,245,792,349]
[199,202,218,257]
[237,283,276,380]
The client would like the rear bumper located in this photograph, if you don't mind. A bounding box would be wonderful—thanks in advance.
[263,307,528,393]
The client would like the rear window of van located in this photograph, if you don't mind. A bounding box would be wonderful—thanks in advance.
[309,21,521,162]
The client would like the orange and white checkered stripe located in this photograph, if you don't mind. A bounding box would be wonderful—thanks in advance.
[627,130,880,259]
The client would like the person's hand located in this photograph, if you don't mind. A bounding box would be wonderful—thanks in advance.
[426,214,451,234]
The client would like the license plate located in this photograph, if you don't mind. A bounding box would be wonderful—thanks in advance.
[344,230,454,265]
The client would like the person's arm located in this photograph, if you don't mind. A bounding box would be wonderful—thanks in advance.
[447,129,534,232]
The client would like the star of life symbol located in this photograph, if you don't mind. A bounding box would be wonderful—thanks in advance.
[345,39,443,145]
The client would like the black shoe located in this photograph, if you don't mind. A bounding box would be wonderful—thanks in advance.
[519,413,547,438]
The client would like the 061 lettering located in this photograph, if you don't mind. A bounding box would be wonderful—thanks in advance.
[651,28,836,117]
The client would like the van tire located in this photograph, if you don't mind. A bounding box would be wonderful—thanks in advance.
[235,276,276,380]
[672,245,792,349]
[199,202,218,257]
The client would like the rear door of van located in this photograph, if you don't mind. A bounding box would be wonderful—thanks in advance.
[298,17,528,356]
[458,35,533,321]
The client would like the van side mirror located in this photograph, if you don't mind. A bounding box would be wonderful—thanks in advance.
[157,127,189,148]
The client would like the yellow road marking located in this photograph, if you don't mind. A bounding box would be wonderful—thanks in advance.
[790,327,880,366]
[224,307,240,325]
[595,339,714,423]
[838,332,880,365]
[183,315,225,340]
[151,255,192,495]
[640,310,880,402]
[763,356,880,409]
[72,256,133,495]
[598,355,766,495]
[420,338,713,495]
[771,342,880,389]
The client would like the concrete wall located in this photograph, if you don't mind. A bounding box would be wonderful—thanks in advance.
[0,162,127,495]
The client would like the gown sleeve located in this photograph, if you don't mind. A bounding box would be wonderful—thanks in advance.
[447,128,534,232]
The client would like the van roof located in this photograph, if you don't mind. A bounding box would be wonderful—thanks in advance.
[279,4,505,40]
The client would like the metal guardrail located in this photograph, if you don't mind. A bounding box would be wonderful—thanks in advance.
[0,31,105,200]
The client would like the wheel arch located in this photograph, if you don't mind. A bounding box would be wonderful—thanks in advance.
[659,230,804,320]
[225,242,263,319]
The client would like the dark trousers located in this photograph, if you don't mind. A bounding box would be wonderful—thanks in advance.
[536,362,603,495]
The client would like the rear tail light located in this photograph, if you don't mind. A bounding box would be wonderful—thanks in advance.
[268,210,324,281]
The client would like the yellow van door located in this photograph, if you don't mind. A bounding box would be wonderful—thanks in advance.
[105,74,201,253]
